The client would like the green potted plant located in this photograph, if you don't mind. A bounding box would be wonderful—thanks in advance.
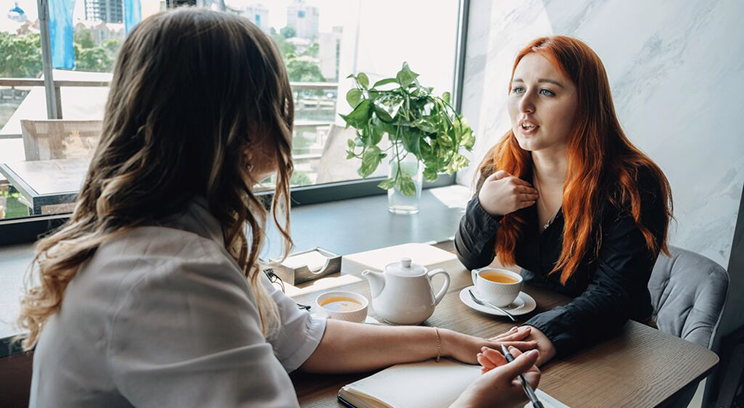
[341,62,475,214]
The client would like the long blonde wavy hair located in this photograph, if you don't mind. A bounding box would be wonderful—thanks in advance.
[17,9,294,350]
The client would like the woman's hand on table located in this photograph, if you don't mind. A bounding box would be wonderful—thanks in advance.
[452,347,541,408]
[441,326,537,365]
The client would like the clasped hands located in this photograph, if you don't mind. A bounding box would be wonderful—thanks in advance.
[448,325,557,408]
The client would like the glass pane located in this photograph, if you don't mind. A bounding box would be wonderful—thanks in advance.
[0,1,166,220]
[0,0,461,221]
[1,1,41,219]
[264,0,461,188]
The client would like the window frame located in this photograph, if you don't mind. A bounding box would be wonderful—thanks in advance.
[0,0,471,246]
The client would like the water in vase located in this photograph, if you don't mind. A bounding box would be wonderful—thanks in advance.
[388,158,423,215]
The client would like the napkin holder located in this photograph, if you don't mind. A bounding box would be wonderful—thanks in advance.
[269,247,341,285]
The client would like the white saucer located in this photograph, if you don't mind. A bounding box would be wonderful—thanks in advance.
[459,286,537,317]
[310,313,382,325]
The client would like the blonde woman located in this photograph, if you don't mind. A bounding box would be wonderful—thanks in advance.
[19,9,541,408]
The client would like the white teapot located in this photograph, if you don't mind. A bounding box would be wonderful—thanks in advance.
[362,257,450,325]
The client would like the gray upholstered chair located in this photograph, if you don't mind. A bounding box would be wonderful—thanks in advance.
[648,246,729,407]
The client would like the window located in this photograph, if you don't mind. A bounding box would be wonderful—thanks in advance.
[0,0,466,233]
[1,0,42,220]
[0,0,159,221]
[268,0,460,189]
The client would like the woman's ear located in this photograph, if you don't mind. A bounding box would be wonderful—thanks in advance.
[241,144,255,176]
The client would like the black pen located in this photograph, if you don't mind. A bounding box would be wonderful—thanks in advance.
[501,345,545,408]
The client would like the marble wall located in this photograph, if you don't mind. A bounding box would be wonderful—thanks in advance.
[457,0,744,267]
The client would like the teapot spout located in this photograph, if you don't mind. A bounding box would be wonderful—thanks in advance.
[361,270,385,298]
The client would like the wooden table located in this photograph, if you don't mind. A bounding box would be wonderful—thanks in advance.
[289,243,719,408]
[0,158,88,215]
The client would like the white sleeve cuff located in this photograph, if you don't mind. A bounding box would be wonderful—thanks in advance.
[280,314,327,373]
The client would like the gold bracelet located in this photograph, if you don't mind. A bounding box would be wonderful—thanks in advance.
[434,327,442,363]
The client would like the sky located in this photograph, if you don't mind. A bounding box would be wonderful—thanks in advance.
[6,0,353,33]
[228,0,357,32]
[8,0,162,24]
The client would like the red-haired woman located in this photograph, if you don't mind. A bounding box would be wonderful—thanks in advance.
[456,36,673,367]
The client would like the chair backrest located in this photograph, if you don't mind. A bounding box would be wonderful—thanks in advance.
[649,246,729,350]
[21,119,102,161]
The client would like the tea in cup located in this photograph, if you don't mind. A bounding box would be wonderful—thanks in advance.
[471,268,523,307]
[315,291,368,323]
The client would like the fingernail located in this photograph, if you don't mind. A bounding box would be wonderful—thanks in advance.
[481,346,487,351]
[510,326,517,331]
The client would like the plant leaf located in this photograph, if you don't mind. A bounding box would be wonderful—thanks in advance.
[442,91,451,104]
[412,117,436,133]
[423,166,439,182]
[372,115,397,136]
[419,139,433,161]
[373,104,394,123]
[461,127,475,150]
[346,88,362,108]
[378,178,397,190]
[339,99,371,129]
[410,86,432,97]
[373,95,404,122]
[358,127,370,146]
[369,124,383,145]
[446,153,470,174]
[401,129,421,157]
[396,62,419,88]
[373,78,399,88]
[359,145,382,178]
[398,172,417,197]
[357,72,370,89]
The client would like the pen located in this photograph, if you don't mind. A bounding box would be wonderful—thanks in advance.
[501,345,545,408]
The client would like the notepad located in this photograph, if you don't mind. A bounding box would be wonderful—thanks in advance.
[341,243,464,277]
[338,359,570,408]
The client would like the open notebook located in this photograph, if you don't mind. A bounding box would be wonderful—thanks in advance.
[338,359,570,408]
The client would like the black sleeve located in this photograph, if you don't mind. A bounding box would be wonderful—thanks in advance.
[454,196,503,271]
[524,206,659,358]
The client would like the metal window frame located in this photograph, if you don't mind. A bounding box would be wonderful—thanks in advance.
[0,0,471,246]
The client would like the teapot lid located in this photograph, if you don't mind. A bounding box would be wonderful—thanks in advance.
[386,257,426,276]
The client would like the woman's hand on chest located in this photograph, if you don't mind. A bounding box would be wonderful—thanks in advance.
[478,171,540,217]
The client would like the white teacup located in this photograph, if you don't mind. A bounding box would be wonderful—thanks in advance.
[315,291,369,323]
[471,268,523,307]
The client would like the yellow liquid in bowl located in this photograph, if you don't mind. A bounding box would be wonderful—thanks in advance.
[320,297,363,312]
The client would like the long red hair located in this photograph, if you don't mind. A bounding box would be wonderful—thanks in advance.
[478,36,673,284]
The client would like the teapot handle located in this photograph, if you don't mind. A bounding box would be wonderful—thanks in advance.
[428,268,450,306]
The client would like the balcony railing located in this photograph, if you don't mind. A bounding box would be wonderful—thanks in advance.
[0,78,341,186]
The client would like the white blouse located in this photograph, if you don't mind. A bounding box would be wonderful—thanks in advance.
[30,198,327,407]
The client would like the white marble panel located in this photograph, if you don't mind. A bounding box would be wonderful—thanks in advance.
[457,0,744,266]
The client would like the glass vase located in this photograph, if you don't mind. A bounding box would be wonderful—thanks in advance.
[387,153,423,215]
